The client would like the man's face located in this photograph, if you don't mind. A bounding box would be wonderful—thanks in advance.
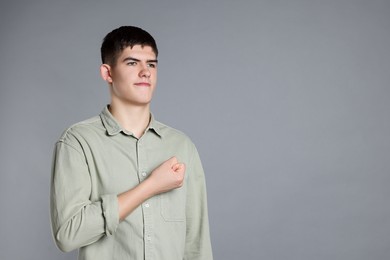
[108,45,158,107]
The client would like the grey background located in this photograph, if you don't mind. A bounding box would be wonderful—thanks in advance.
[1,0,389,259]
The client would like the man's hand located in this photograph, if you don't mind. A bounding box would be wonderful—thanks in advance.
[147,157,186,195]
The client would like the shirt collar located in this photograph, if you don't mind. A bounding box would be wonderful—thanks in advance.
[100,106,163,138]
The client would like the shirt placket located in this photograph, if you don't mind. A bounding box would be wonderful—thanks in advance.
[137,136,154,260]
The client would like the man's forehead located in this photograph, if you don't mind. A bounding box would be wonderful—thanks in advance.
[120,45,157,58]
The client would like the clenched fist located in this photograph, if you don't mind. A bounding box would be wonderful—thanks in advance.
[148,157,186,195]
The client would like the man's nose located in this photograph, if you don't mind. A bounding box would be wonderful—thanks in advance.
[139,65,151,78]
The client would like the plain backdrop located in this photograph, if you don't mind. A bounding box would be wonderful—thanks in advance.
[1,0,390,259]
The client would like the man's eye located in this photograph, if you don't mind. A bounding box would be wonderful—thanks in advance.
[127,61,137,66]
[147,63,156,68]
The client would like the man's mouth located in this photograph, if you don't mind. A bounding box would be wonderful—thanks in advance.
[134,82,151,87]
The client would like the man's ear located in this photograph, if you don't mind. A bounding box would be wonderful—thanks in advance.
[100,64,113,84]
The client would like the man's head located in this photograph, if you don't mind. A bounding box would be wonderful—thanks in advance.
[100,26,159,108]
[101,26,158,66]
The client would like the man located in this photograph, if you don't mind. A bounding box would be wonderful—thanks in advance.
[50,26,213,260]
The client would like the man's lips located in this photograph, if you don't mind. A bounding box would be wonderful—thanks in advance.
[134,82,151,87]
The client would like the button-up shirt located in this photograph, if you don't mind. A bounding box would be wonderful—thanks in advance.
[50,106,213,260]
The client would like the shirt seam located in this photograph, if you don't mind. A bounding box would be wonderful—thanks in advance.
[57,140,84,157]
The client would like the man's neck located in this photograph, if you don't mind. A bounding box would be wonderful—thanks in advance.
[109,103,151,139]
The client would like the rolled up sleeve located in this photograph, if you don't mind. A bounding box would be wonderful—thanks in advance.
[50,139,119,252]
[101,194,119,236]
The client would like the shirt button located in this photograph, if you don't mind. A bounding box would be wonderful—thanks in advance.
[147,236,152,241]
[141,172,147,177]
[144,203,150,208]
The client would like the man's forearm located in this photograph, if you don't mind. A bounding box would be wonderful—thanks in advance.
[117,156,185,221]
[117,178,155,221]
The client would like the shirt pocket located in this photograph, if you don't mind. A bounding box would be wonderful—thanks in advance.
[160,187,186,222]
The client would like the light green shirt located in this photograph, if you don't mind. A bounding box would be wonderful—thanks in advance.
[50,106,213,260]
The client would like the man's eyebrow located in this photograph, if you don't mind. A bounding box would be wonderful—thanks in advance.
[122,57,158,63]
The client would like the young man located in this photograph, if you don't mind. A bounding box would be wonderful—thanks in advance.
[50,26,213,260]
